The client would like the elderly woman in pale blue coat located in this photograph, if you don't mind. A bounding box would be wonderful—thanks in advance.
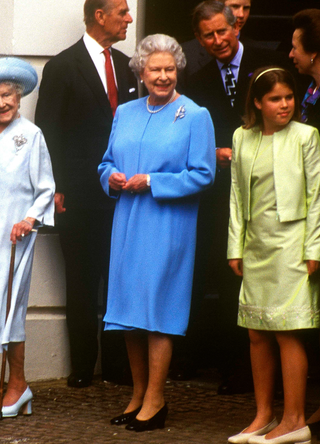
[0,58,55,418]
[98,34,215,432]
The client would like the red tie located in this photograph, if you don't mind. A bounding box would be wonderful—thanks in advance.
[103,49,118,116]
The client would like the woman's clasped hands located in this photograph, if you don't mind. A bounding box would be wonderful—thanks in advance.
[109,173,150,193]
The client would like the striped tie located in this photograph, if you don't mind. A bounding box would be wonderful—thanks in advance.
[224,64,236,108]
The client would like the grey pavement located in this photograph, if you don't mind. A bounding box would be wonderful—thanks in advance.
[0,370,319,444]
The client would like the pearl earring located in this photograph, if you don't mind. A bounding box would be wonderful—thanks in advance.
[311,58,314,64]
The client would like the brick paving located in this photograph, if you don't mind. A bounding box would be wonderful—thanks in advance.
[0,371,319,444]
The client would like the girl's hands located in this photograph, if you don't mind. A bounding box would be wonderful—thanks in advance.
[229,258,243,276]
[306,260,320,276]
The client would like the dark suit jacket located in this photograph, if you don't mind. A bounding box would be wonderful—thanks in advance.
[178,37,276,91]
[184,45,292,148]
[182,45,293,197]
[180,39,213,84]
[35,38,138,210]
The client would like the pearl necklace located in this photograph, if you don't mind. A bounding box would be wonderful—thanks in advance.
[146,89,176,114]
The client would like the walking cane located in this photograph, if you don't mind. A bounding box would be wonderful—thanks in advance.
[0,243,16,419]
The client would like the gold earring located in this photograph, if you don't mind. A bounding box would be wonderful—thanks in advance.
[311,58,314,64]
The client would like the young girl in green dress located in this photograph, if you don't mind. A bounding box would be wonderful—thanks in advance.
[227,67,320,444]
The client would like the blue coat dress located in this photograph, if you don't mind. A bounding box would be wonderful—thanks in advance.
[0,117,55,352]
[98,95,216,336]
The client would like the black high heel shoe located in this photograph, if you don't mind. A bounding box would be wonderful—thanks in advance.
[110,406,142,425]
[125,403,168,432]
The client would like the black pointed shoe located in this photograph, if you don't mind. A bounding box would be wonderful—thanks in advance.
[110,406,142,426]
[125,403,168,432]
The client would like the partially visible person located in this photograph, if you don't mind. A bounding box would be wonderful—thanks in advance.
[0,57,55,417]
[98,34,215,432]
[35,0,138,388]
[290,9,320,436]
[225,0,251,33]
[290,9,320,132]
[228,66,320,444]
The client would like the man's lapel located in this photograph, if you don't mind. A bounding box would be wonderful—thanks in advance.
[74,38,112,119]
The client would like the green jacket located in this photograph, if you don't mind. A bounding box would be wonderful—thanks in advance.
[228,121,320,260]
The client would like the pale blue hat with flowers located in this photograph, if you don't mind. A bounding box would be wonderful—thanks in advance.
[0,57,38,96]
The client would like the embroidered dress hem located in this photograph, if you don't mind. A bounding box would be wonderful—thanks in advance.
[238,303,320,330]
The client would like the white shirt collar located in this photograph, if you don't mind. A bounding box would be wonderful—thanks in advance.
[83,32,106,57]
[216,41,244,71]
[83,32,117,93]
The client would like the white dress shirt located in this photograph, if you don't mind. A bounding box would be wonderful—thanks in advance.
[83,32,118,95]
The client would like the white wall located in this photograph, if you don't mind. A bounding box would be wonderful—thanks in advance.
[9,0,143,122]
[0,0,140,58]
[0,0,143,381]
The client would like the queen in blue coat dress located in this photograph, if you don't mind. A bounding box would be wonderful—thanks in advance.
[98,34,215,432]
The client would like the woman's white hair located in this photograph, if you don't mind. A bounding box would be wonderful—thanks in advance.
[129,34,186,76]
[1,81,24,97]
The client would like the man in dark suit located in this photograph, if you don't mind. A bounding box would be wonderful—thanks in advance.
[180,0,252,82]
[177,0,291,392]
[35,0,138,388]
[187,0,289,175]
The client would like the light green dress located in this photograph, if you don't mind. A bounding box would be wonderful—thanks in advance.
[238,135,320,330]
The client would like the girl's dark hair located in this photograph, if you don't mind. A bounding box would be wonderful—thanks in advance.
[293,9,320,54]
[243,67,300,129]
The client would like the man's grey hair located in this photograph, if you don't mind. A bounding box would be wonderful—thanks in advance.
[129,34,187,76]
[192,1,237,34]
[83,0,115,26]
